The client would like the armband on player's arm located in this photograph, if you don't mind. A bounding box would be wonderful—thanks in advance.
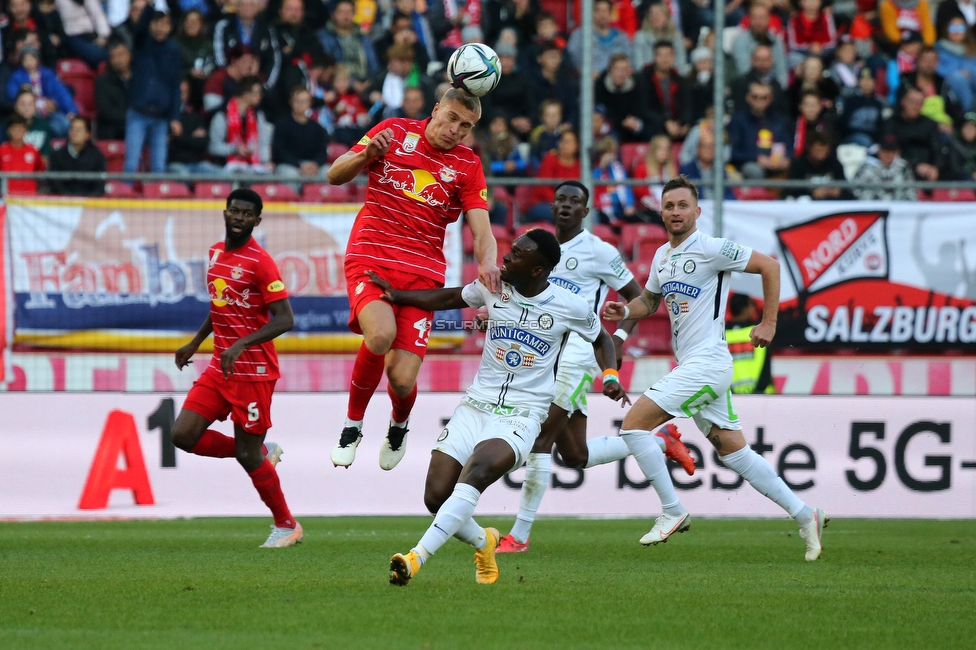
[613,280,644,339]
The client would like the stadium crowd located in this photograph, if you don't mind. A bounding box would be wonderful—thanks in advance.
[0,0,973,218]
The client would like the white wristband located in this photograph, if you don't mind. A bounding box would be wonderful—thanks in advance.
[613,329,629,342]
[621,305,631,321]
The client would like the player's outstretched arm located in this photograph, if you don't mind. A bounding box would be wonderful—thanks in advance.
[603,289,662,322]
[465,208,500,293]
[326,128,394,185]
[175,314,213,370]
[367,271,467,311]
[220,299,295,378]
[743,251,780,348]
[591,327,631,406]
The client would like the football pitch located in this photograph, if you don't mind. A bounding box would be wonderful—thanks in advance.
[1,517,973,649]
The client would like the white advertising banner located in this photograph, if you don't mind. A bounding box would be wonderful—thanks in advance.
[1,393,973,519]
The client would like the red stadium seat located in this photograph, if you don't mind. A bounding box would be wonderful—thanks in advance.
[591,223,619,249]
[513,184,534,217]
[630,313,672,354]
[929,188,976,202]
[491,186,514,229]
[142,181,191,199]
[353,184,368,202]
[462,262,480,284]
[57,59,96,120]
[252,183,300,202]
[514,221,556,239]
[621,223,667,260]
[327,142,348,163]
[631,260,652,286]
[104,181,139,198]
[490,223,511,242]
[634,234,669,261]
[460,332,485,354]
[302,183,353,203]
[194,181,233,199]
[96,140,125,172]
[620,143,649,172]
[496,238,512,265]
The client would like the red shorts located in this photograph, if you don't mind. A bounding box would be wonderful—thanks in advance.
[183,370,276,435]
[345,262,439,359]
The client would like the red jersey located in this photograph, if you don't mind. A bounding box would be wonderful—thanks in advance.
[0,142,44,194]
[206,238,289,382]
[347,117,488,283]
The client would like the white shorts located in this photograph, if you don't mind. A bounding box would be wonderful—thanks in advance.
[644,362,741,435]
[552,335,600,416]
[434,400,542,472]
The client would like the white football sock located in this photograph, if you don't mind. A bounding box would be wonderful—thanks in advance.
[620,429,685,516]
[719,446,807,519]
[344,418,363,430]
[415,483,481,557]
[509,453,551,544]
[584,436,631,468]
[453,517,487,550]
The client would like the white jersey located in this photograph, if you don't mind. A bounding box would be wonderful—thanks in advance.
[549,229,634,368]
[645,230,753,366]
[461,279,602,420]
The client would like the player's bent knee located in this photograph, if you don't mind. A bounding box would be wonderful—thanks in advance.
[234,447,264,472]
[363,329,395,355]
[559,449,588,468]
[423,487,450,514]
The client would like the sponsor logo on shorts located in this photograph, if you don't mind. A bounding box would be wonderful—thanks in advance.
[437,427,449,442]
[267,280,285,292]
[355,281,365,295]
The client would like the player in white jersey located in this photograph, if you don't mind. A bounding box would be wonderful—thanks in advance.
[497,181,696,553]
[370,229,629,585]
[603,176,828,561]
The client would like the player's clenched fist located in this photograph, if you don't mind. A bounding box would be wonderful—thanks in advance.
[175,343,197,370]
[602,301,627,322]
[365,128,395,160]
[749,321,776,348]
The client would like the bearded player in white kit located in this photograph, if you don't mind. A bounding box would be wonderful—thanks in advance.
[496,181,696,553]
[603,176,828,561]
[370,229,630,585]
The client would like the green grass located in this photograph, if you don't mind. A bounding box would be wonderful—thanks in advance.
[0,518,974,649]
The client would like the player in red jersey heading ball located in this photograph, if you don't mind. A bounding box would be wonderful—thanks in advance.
[327,88,500,471]
[171,189,302,548]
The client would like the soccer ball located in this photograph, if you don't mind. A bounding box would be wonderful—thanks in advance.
[447,44,501,97]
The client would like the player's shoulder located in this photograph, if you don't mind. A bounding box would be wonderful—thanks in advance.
[696,232,749,262]
[545,283,591,317]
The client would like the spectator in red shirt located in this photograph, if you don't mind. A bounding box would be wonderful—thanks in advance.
[787,0,838,67]
[523,129,580,223]
[0,114,45,195]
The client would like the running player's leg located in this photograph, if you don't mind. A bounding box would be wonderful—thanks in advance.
[229,381,301,547]
[500,404,568,550]
[700,392,826,561]
[620,394,691,544]
[173,372,237,459]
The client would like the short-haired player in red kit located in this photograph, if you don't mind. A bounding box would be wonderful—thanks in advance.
[171,188,302,548]
[327,87,501,471]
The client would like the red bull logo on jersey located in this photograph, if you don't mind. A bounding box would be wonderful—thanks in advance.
[377,161,450,208]
[209,278,252,308]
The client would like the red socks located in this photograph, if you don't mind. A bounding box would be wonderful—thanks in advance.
[389,383,417,424]
[249,459,295,529]
[189,429,236,458]
[347,343,385,421]
[189,430,267,458]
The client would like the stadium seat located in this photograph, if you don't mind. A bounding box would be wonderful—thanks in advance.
[631,260,652,286]
[96,140,125,172]
[353,184,368,202]
[621,223,667,260]
[302,183,353,203]
[57,59,96,120]
[630,313,672,354]
[462,262,480,284]
[591,223,619,249]
[634,235,669,261]
[142,181,191,199]
[515,221,556,239]
[104,181,139,198]
[460,331,485,354]
[513,184,534,218]
[734,187,779,201]
[194,181,233,199]
[492,186,514,229]
[929,188,976,202]
[252,183,300,202]
[620,143,649,172]
[327,142,348,163]
[496,238,512,265]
